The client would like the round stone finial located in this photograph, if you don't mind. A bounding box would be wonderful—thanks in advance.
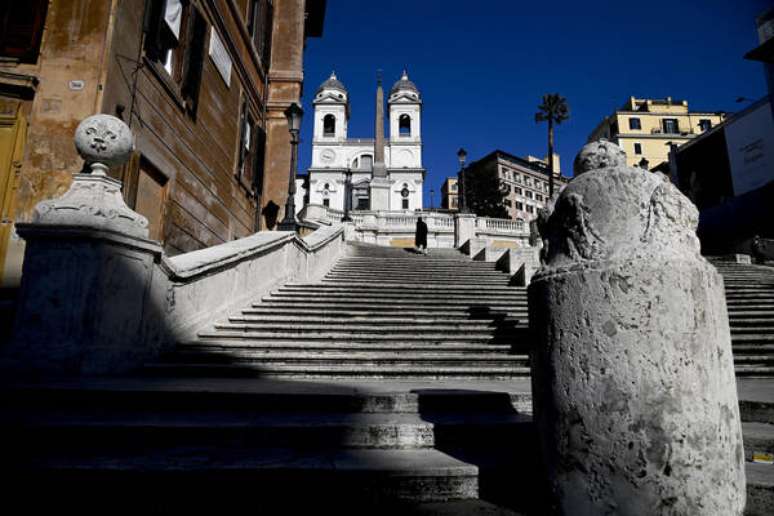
[573,139,627,176]
[74,114,134,171]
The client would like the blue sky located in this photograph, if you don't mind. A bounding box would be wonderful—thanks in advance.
[298,0,770,207]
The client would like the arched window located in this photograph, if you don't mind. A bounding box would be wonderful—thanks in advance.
[323,114,336,136]
[399,114,411,137]
[401,183,410,210]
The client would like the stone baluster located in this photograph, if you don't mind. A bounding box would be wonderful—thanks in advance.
[528,140,745,514]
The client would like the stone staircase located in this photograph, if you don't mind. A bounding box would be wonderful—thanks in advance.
[710,259,774,377]
[2,245,774,512]
[154,244,531,379]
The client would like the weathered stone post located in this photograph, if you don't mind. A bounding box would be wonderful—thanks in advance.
[454,212,476,249]
[4,115,166,375]
[528,141,745,515]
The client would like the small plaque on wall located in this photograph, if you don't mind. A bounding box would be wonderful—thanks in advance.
[208,28,232,87]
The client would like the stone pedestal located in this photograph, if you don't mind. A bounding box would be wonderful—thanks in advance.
[370,177,391,211]
[454,213,476,248]
[529,141,745,515]
[3,115,166,376]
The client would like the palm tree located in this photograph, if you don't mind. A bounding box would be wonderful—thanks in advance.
[535,93,570,198]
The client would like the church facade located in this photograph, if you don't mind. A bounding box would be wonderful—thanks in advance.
[305,71,425,212]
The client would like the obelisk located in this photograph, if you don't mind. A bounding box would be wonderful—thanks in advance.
[370,70,391,210]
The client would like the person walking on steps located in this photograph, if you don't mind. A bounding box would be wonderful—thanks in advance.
[752,235,766,265]
[415,216,428,255]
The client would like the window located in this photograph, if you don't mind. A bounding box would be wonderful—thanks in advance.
[236,102,267,197]
[526,205,534,214]
[323,198,330,208]
[323,114,336,136]
[505,199,512,207]
[634,143,642,155]
[0,1,48,63]
[514,187,523,195]
[699,119,712,132]
[360,155,373,170]
[399,114,411,137]
[144,0,208,112]
[536,194,543,202]
[629,118,641,130]
[663,118,679,134]
[247,0,274,71]
[450,183,457,192]
[401,185,410,210]
[524,177,531,187]
[526,191,533,200]
[515,202,524,211]
[514,174,521,184]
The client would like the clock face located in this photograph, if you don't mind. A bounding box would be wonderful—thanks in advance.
[321,149,336,164]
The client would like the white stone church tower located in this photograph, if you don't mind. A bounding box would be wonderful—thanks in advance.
[306,71,425,211]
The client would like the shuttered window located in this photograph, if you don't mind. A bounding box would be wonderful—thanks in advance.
[143,0,207,113]
[236,102,267,198]
[0,1,48,63]
[248,0,274,71]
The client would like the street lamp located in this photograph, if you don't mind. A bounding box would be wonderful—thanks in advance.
[278,102,303,231]
[457,147,469,213]
[342,167,353,222]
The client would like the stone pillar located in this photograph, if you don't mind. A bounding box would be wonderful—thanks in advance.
[4,115,165,376]
[529,141,745,515]
[454,212,476,249]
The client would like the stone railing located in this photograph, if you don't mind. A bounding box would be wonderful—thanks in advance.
[299,204,530,250]
[4,115,349,377]
[478,217,526,234]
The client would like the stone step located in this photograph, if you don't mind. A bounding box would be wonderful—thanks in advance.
[731,335,774,344]
[188,340,514,353]
[258,298,527,309]
[7,447,479,504]
[206,327,525,342]
[263,293,527,303]
[743,422,774,461]
[241,307,528,317]
[166,350,528,367]
[731,327,774,334]
[283,283,526,293]
[734,366,774,376]
[270,288,524,298]
[230,314,522,325]
[322,277,511,286]
[144,363,532,379]
[3,412,440,450]
[734,356,774,365]
[730,318,774,326]
[733,345,774,354]
[224,319,527,332]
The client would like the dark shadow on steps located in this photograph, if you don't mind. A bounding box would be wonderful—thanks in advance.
[467,305,531,353]
[414,389,550,514]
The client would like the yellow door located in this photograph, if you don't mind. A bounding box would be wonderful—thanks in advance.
[0,104,27,285]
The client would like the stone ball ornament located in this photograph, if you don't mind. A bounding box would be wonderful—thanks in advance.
[74,114,135,171]
[572,139,627,177]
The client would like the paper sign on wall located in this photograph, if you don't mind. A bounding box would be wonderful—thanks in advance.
[209,28,232,87]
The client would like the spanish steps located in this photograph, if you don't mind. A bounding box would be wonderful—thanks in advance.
[2,244,772,513]
[155,244,774,379]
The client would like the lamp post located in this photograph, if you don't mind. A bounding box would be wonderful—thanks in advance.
[457,147,469,213]
[278,102,303,231]
[342,167,353,222]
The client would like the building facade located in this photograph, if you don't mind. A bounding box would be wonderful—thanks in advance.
[0,0,325,287]
[440,177,458,211]
[464,151,567,222]
[305,71,425,212]
[587,97,726,169]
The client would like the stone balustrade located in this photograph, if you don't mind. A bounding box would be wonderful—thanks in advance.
[300,204,530,250]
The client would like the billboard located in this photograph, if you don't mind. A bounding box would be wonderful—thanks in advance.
[725,100,774,196]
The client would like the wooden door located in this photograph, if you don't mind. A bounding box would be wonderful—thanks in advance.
[0,104,26,284]
[134,160,168,242]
